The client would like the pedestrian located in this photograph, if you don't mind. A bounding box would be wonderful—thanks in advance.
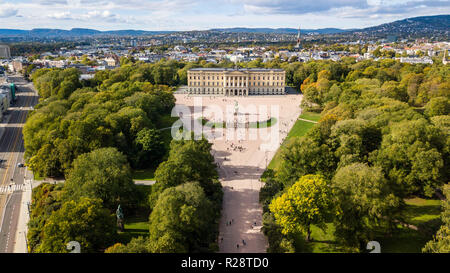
[242,239,246,245]
[237,244,239,248]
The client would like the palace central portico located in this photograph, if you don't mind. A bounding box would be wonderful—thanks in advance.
[187,68,285,96]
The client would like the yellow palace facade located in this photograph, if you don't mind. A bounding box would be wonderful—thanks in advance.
[187,68,286,96]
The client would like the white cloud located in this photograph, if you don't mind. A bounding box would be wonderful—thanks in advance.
[0,0,448,30]
[242,0,369,14]
[0,5,18,18]
[47,11,72,19]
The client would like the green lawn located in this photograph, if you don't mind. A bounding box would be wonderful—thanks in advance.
[295,224,349,253]
[200,117,278,129]
[132,168,156,181]
[375,225,433,253]
[267,112,320,171]
[117,217,150,244]
[403,197,441,226]
[33,172,44,181]
[249,117,278,128]
[292,197,442,253]
[299,112,321,122]
[157,115,180,129]
[285,120,316,140]
[376,197,442,253]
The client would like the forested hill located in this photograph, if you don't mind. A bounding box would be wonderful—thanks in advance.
[351,15,450,37]
[0,28,174,38]
[0,15,448,39]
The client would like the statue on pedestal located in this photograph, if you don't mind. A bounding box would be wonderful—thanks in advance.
[116,204,124,232]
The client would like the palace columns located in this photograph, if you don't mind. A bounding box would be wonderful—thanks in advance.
[246,75,249,96]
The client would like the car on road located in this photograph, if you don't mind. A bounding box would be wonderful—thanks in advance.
[17,163,24,168]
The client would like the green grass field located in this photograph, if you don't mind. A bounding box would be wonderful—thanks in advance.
[267,112,320,171]
[33,172,44,181]
[117,217,150,244]
[292,197,442,253]
[132,168,156,181]
[298,112,321,122]
[200,117,278,129]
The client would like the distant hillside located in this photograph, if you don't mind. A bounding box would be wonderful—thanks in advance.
[0,15,448,39]
[210,27,348,34]
[0,28,174,37]
[351,15,449,37]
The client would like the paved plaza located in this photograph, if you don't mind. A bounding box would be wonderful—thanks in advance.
[174,94,303,253]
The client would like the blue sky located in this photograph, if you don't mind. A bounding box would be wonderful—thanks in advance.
[0,0,449,30]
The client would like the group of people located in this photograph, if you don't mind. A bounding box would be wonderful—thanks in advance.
[227,141,246,153]
[220,218,250,250]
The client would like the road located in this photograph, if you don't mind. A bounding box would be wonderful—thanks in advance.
[0,74,38,253]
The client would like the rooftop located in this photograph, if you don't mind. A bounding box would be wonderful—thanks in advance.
[189,68,284,72]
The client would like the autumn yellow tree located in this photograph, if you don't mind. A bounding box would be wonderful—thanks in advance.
[269,174,335,242]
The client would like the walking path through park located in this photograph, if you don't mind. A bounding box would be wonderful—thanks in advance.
[174,94,303,253]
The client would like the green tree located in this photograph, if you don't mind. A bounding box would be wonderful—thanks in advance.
[277,137,336,187]
[423,185,450,253]
[36,197,116,253]
[133,128,165,168]
[27,183,64,252]
[332,163,401,249]
[374,119,446,197]
[269,175,334,241]
[150,138,220,207]
[105,236,149,253]
[148,182,216,253]
[424,97,449,117]
[63,147,137,210]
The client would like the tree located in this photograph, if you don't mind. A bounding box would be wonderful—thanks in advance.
[25,64,176,178]
[330,119,381,166]
[374,119,446,197]
[27,183,64,252]
[36,197,116,253]
[63,147,137,210]
[277,137,336,187]
[148,182,216,253]
[150,138,220,207]
[332,163,401,249]
[423,184,450,253]
[105,236,149,253]
[424,97,449,117]
[133,128,165,169]
[269,175,334,241]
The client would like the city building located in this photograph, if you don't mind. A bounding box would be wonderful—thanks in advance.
[399,56,434,64]
[187,68,285,96]
[10,59,27,72]
[0,45,11,59]
[104,54,120,67]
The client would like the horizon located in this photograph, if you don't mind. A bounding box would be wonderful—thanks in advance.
[0,13,448,33]
[0,1,449,31]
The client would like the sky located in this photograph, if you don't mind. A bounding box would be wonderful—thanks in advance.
[0,0,449,31]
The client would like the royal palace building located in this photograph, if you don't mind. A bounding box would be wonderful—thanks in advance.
[187,68,285,96]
